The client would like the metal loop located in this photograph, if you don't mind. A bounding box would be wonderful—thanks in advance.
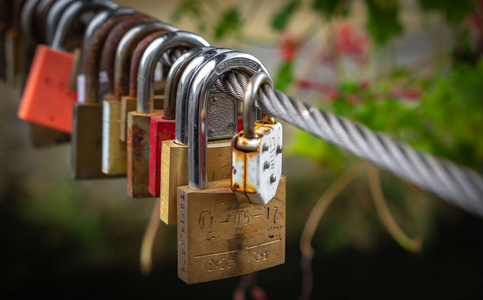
[243,72,273,139]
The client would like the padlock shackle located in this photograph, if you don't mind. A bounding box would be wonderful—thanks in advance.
[102,14,155,94]
[164,47,210,121]
[20,0,40,42]
[174,47,234,145]
[51,1,118,51]
[114,21,178,101]
[187,51,271,189]
[45,0,75,45]
[128,30,170,98]
[243,73,274,139]
[82,7,137,103]
[34,0,55,42]
[137,31,210,114]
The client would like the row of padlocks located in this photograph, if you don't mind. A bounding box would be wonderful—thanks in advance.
[1,1,286,284]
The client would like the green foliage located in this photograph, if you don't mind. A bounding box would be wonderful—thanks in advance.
[313,0,349,17]
[272,0,301,32]
[274,61,295,92]
[417,0,475,24]
[364,0,403,45]
[214,7,243,40]
[171,0,203,22]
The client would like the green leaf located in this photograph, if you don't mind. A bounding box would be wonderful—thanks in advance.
[417,0,475,24]
[214,7,243,40]
[364,0,403,45]
[271,0,301,32]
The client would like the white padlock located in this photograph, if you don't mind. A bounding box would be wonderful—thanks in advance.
[231,72,283,205]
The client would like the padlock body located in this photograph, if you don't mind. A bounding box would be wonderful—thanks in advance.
[177,177,286,284]
[232,122,283,205]
[120,95,164,141]
[30,123,71,148]
[102,100,126,175]
[5,29,20,85]
[127,109,163,198]
[18,45,77,133]
[148,116,244,198]
[72,102,112,179]
[148,115,176,197]
[160,140,233,225]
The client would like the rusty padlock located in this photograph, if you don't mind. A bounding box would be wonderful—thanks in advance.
[160,47,241,225]
[119,29,176,142]
[18,1,116,134]
[71,7,136,179]
[177,51,285,284]
[102,21,177,175]
[231,72,283,205]
[127,31,209,198]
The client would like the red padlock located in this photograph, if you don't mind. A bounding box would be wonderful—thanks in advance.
[17,1,115,133]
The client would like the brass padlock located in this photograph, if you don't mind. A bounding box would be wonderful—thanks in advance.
[127,31,209,198]
[177,51,285,284]
[71,7,136,179]
[102,21,176,175]
[160,47,238,225]
[119,29,174,142]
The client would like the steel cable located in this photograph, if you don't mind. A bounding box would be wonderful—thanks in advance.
[211,72,483,218]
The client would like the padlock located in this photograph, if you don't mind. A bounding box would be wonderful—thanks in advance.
[0,0,13,81]
[102,21,177,175]
[176,52,285,284]
[5,0,25,86]
[150,48,244,198]
[119,29,175,142]
[232,72,283,205]
[28,0,96,148]
[127,31,209,198]
[159,47,241,224]
[18,1,116,134]
[71,7,136,179]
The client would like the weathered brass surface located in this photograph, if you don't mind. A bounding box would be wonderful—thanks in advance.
[177,176,286,284]
[102,99,126,174]
[71,102,112,179]
[160,139,233,225]
[30,123,71,148]
[120,95,164,142]
[127,109,162,198]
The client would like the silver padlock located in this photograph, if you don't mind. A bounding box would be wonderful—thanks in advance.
[231,72,283,205]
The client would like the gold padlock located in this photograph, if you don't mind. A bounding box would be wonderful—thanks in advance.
[176,51,284,284]
[160,47,238,225]
[102,21,176,175]
[71,8,136,179]
[127,31,209,198]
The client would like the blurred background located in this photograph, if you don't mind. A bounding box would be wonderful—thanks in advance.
[1,0,483,299]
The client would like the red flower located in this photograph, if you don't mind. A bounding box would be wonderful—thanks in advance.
[334,22,370,63]
[279,32,301,61]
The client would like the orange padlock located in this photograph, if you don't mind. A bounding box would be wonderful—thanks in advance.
[17,1,116,133]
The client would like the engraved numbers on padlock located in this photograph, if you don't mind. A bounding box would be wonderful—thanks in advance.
[177,178,285,283]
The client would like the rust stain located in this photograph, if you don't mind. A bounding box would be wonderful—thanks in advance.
[129,30,169,97]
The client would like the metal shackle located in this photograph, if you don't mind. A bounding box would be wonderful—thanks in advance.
[20,0,40,42]
[82,7,137,103]
[33,0,55,42]
[174,47,234,145]
[101,14,156,93]
[51,0,118,50]
[114,21,178,101]
[187,51,271,189]
[45,0,75,44]
[164,47,209,121]
[136,31,210,114]
[243,72,274,139]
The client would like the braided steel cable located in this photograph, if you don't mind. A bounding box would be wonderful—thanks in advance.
[212,72,483,218]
